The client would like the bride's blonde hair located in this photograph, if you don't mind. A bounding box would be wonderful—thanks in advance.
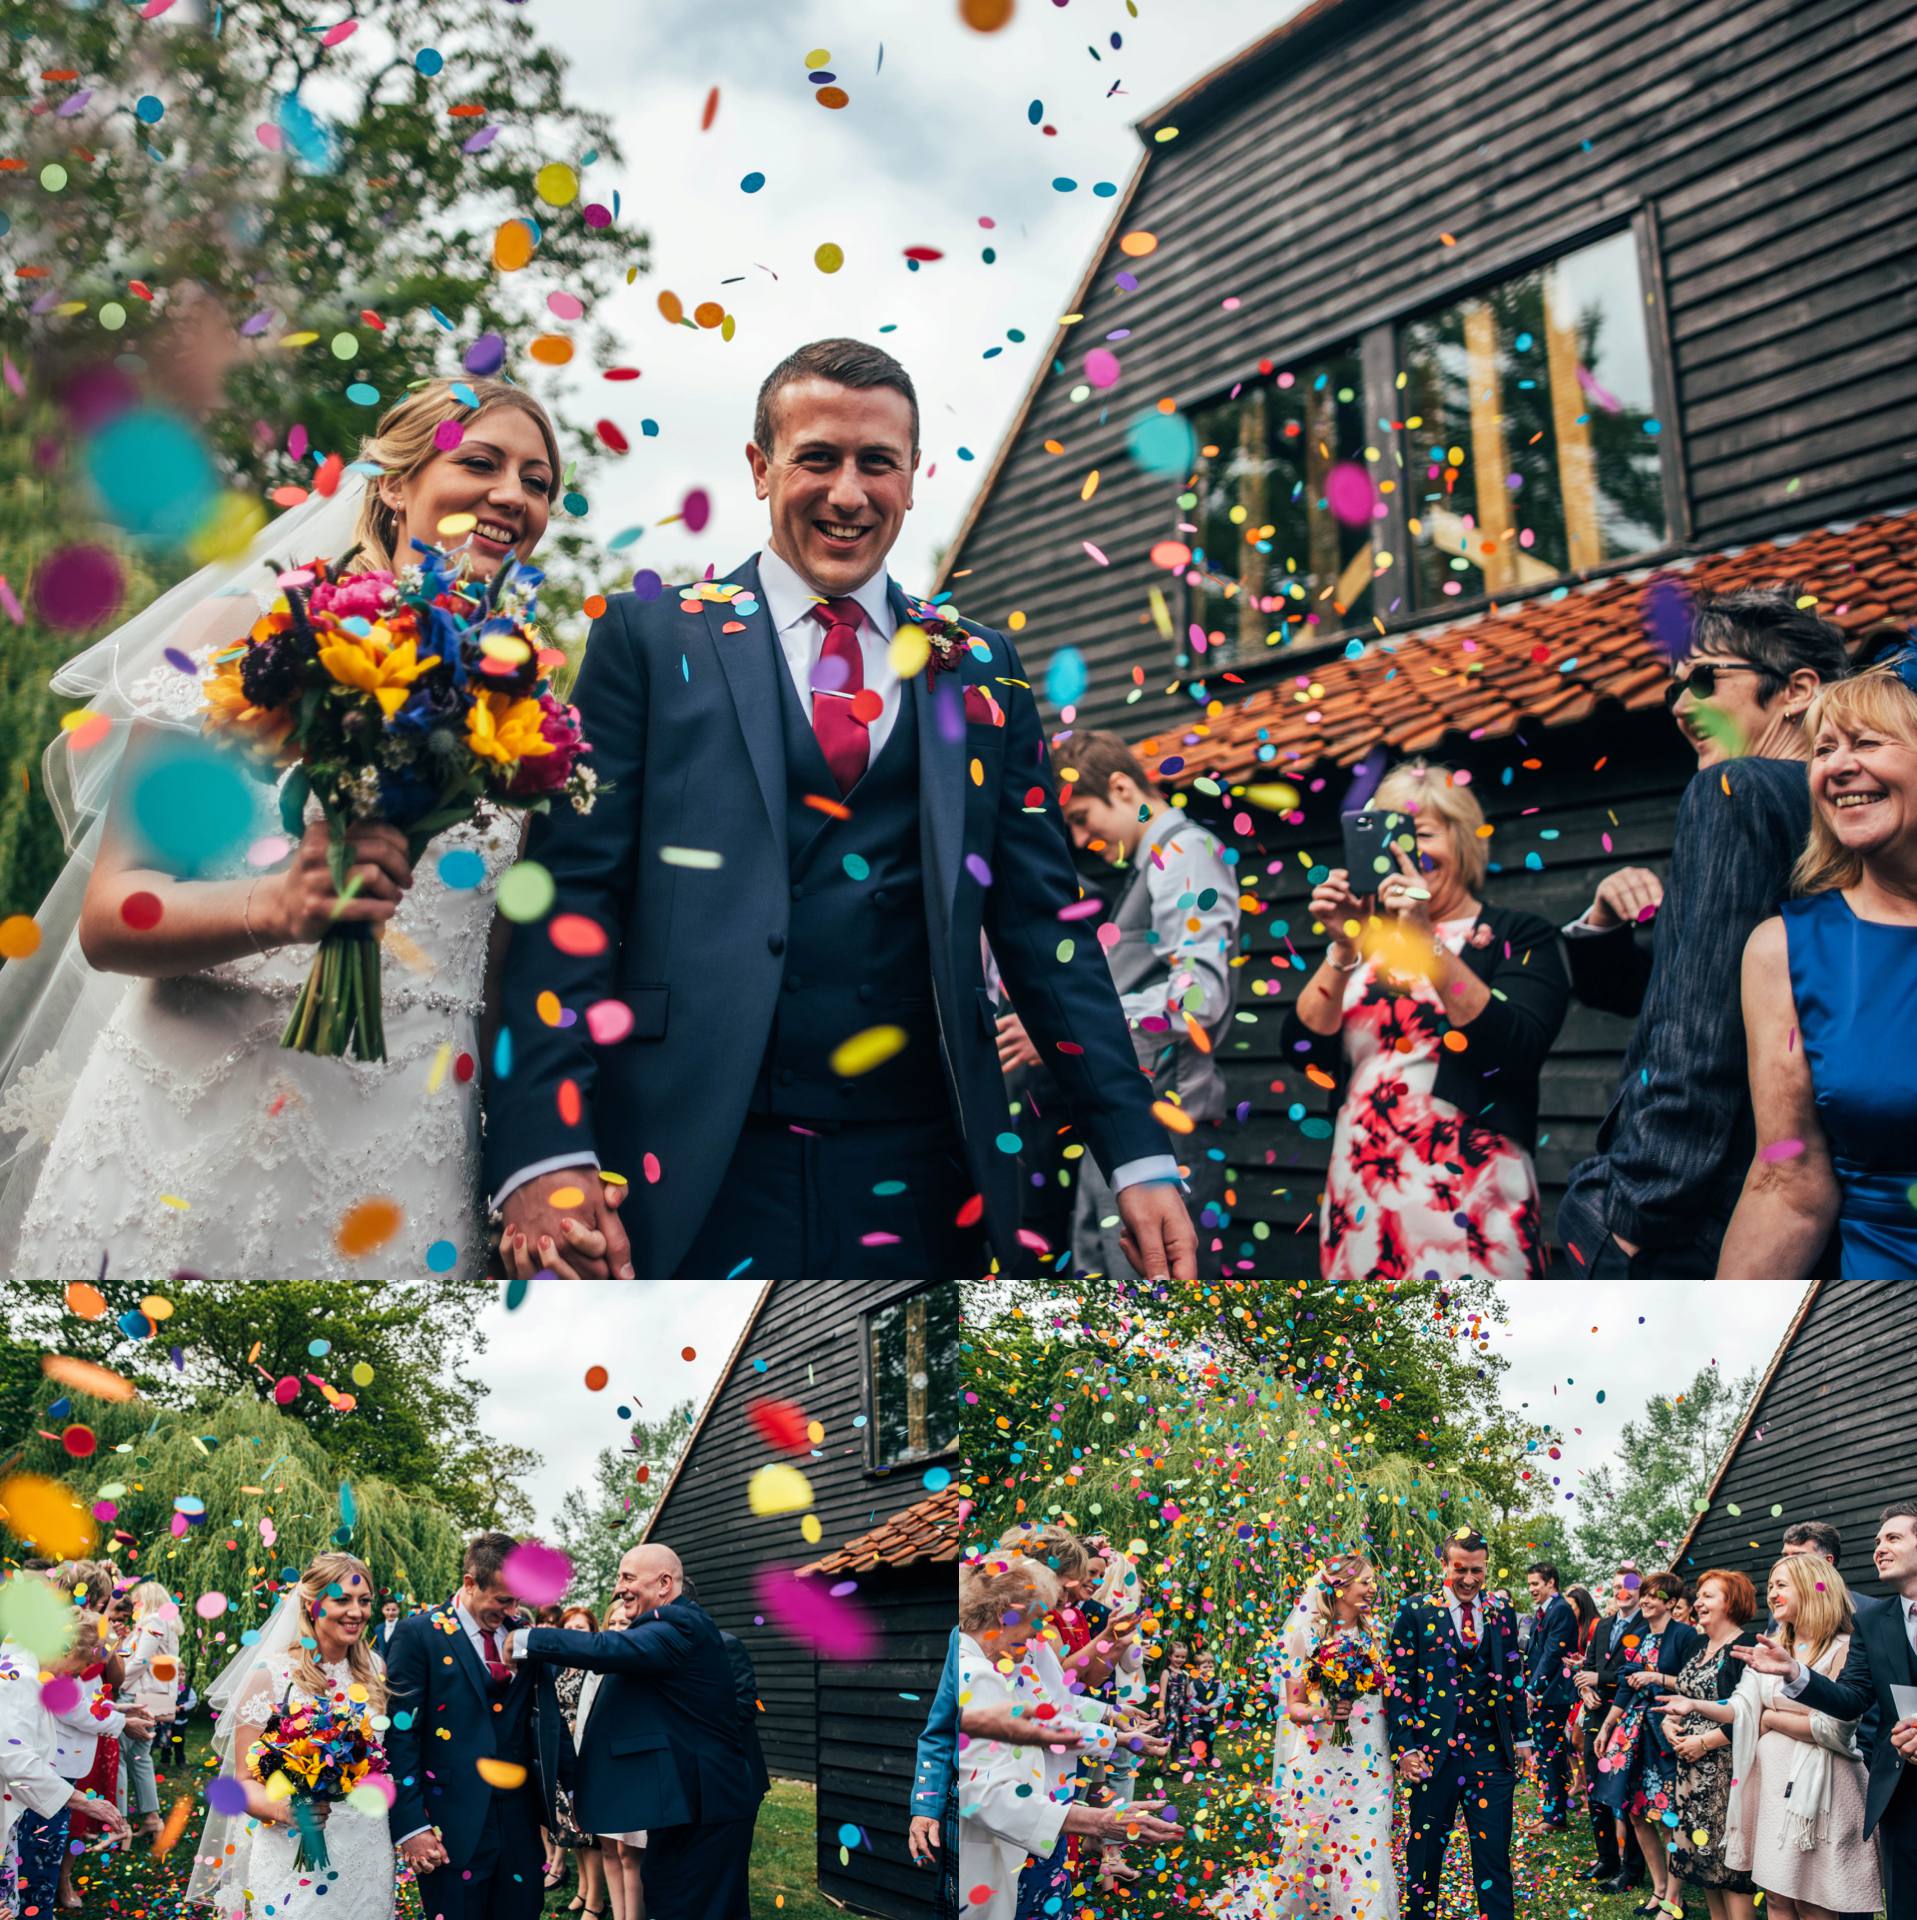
[351,377,561,574]
[289,1551,388,1714]
[1285,1552,1377,1664]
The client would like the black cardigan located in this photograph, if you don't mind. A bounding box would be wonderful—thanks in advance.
[1278,898,1571,1155]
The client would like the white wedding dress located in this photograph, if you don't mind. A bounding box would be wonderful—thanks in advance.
[8,645,517,1279]
[1214,1648,1398,1920]
[215,1651,396,1920]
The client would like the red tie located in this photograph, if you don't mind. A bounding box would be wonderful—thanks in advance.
[481,1627,512,1685]
[1460,1599,1479,1647]
[808,598,870,795]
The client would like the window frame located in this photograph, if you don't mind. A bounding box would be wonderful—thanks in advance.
[1177,204,1687,670]
[857,1278,960,1478]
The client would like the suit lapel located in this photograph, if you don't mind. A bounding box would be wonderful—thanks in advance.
[443,1603,493,1710]
[702,559,788,872]
[902,582,965,945]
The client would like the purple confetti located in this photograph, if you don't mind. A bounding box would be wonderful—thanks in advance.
[964,852,993,888]
[462,125,500,154]
[631,569,662,600]
[163,646,197,674]
[240,310,276,337]
[463,331,506,376]
[56,91,93,117]
[1644,574,1691,662]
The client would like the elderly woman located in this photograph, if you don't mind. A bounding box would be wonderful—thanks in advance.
[957,1557,1175,1920]
[117,1581,180,1842]
[1720,649,1917,1278]
[1282,760,1570,1280]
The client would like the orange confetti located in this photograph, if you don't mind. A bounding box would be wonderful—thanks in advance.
[584,1366,609,1391]
[548,1185,586,1210]
[475,1757,527,1789]
[680,1346,697,1362]
[527,334,574,365]
[700,86,719,130]
[41,1355,136,1402]
[583,594,608,619]
[152,1797,192,1859]
[657,290,685,325]
[335,1197,402,1259]
[1118,230,1158,258]
[1149,1099,1195,1135]
[959,0,1015,27]
[64,1282,108,1319]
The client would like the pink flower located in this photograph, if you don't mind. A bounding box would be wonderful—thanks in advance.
[308,570,395,623]
[505,694,590,797]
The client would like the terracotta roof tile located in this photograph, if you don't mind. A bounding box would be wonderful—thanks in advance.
[1146,509,1917,784]
[795,1482,963,1579]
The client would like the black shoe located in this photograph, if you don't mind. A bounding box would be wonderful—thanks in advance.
[1579,1863,1617,1882]
[1602,1874,1646,1895]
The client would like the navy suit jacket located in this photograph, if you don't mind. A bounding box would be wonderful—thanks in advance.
[1386,1596,1531,1769]
[1526,1592,1580,1708]
[720,1629,772,1800]
[1791,1590,1916,1838]
[1560,754,1811,1260]
[523,1600,764,1833]
[382,1602,569,1872]
[485,557,1165,1276]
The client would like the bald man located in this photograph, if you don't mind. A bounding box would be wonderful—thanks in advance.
[509,1545,763,1919]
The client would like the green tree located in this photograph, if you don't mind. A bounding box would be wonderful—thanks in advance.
[3,1386,466,1690]
[4,1278,535,1532]
[554,1402,696,1612]
[1573,1363,1757,1575]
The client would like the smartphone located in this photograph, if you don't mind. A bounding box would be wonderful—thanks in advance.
[1339,809,1405,893]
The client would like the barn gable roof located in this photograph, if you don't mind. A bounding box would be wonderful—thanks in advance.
[795,1483,963,1579]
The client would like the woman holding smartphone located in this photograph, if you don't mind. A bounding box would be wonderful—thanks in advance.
[1281,760,1570,1281]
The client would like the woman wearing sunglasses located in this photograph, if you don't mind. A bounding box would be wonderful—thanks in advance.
[1718,649,1917,1279]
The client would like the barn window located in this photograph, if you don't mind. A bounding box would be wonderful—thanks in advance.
[1396,226,1669,608]
[1186,346,1371,665]
[862,1280,959,1471]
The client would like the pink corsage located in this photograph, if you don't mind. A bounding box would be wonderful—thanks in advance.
[901,594,971,681]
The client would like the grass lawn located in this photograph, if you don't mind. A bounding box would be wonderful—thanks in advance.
[1103,1728,1741,1920]
[69,1726,837,1920]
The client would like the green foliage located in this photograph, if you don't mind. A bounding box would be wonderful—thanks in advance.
[1573,1362,1757,1576]
[4,1278,533,1532]
[4,1386,466,1691]
[553,1405,696,1613]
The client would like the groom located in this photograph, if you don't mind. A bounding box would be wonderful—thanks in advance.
[1386,1530,1532,1920]
[383,1532,570,1920]
[507,1543,764,1920]
[486,336,1195,1280]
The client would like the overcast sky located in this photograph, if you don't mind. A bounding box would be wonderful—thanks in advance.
[475,1280,1806,1534]
[503,0,1303,596]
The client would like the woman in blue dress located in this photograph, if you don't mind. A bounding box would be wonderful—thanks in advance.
[1720,647,1917,1278]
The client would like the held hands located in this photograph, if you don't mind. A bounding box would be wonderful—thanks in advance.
[499,1171,634,1279]
[1307,868,1365,965]
[398,1831,449,1872]
[1587,866,1664,932]
[1394,1747,1432,1781]
[994,1012,1042,1075]
[266,820,417,946]
[1117,1181,1197,1282]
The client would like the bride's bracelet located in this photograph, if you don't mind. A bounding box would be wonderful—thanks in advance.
[243,878,272,957]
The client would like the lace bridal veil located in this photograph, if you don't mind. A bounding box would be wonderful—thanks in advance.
[0,478,367,1264]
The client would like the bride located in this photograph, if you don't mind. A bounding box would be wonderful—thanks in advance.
[0,376,609,1279]
[1216,1554,1399,1920]
[187,1550,393,1920]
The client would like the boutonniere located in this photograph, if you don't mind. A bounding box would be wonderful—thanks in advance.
[901,593,974,681]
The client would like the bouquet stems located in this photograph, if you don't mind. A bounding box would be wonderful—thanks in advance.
[281,923,386,1062]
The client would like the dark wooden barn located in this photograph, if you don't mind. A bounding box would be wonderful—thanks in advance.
[638,1279,957,1908]
[797,1486,961,1920]
[935,0,1917,1267]
[1676,1280,1917,1602]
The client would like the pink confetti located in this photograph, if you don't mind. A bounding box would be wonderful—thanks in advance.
[2,354,21,397]
[502,1540,572,1607]
[0,577,23,625]
[39,1676,79,1714]
[547,291,585,321]
[288,424,308,460]
[255,123,286,150]
[1081,541,1109,567]
[1084,347,1121,388]
[682,488,711,534]
[319,18,358,43]
[585,999,634,1045]
[754,1567,876,1659]
[642,1151,662,1184]
[1758,1139,1804,1162]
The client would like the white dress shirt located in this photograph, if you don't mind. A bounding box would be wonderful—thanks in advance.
[0,1642,81,1859]
[496,546,1180,1209]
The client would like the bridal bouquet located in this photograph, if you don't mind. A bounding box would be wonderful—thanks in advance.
[204,542,597,1061]
[1305,1628,1388,1749]
[244,1692,388,1872]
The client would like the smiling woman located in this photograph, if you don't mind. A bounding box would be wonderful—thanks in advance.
[1718,650,1917,1280]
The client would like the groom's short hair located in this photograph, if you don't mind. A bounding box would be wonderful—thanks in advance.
[462,1532,517,1587]
[1526,1562,1560,1587]
[754,338,919,456]
[1441,1530,1488,1560]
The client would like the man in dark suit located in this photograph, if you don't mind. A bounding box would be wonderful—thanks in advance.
[1742,1500,1917,1920]
[1522,1561,1579,1831]
[489,336,1194,1282]
[510,1543,766,1919]
[384,1533,570,1920]
[1571,1566,1647,1889]
[676,1572,772,1802]
[1386,1531,1532,1920]
[1557,583,1848,1278]
[373,1597,405,1659]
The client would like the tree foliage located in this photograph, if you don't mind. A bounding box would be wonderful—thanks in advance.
[554,1404,696,1614]
[1572,1362,1757,1576]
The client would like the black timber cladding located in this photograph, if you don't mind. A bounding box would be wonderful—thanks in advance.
[1679,1281,1917,1603]
[641,1279,956,1785]
[938,0,1917,744]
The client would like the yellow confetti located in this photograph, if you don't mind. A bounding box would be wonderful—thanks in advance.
[814,242,845,274]
[427,1041,452,1095]
[889,623,930,677]
[0,1474,97,1558]
[829,1025,907,1078]
[1150,1099,1196,1135]
[437,511,478,538]
[159,1194,190,1211]
[748,1463,814,1516]
[534,163,578,207]
[547,1186,586,1210]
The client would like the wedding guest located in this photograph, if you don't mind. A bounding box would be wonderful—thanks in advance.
[1157,1642,1195,1762]
[1189,1654,1223,1763]
[1719,652,1917,1278]
[1284,759,1570,1280]
[1558,583,1849,1277]
[1523,1562,1581,1833]
[1029,731,1240,1277]
[1738,1501,1917,1920]
[1655,1569,1759,1920]
[118,1581,180,1844]
[670,1574,770,1816]
[1715,1556,1878,1919]
[575,1595,647,1920]
[60,1586,131,1906]
[548,1605,607,1920]
[1592,1570,1701,1918]
[1566,1586,1602,1806]
[1573,1565,1648,1890]
[1076,1546,1152,1893]
[906,1627,959,1911]
[956,1558,1176,1920]
[372,1598,405,1659]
